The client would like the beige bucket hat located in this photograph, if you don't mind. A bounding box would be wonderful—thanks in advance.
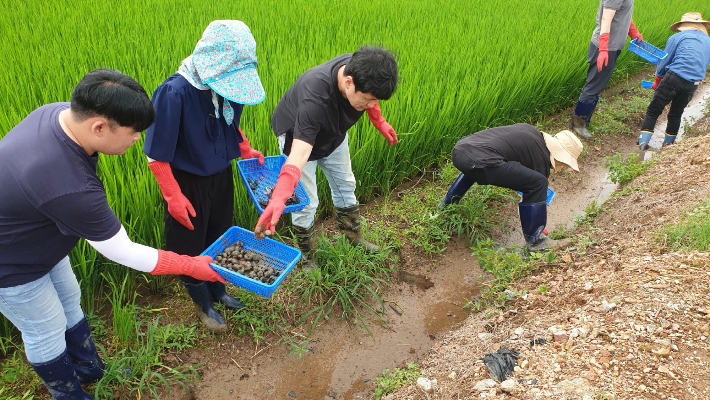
[670,12,710,33]
[542,130,583,172]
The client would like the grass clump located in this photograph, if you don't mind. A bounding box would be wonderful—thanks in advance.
[374,363,421,399]
[604,152,655,186]
[289,231,395,335]
[659,199,710,251]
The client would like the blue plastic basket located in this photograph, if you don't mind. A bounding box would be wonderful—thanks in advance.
[516,187,555,206]
[201,226,301,298]
[237,155,310,214]
[641,80,653,89]
[628,38,667,65]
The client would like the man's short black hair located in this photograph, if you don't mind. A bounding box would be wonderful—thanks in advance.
[70,69,155,132]
[343,46,399,100]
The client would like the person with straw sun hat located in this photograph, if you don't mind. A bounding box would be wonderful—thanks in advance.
[440,123,583,253]
[637,12,710,150]
[143,20,266,332]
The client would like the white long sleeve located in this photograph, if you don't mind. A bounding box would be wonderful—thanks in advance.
[87,225,159,273]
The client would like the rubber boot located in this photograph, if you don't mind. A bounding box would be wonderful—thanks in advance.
[570,99,597,139]
[182,282,227,333]
[293,224,319,272]
[518,202,557,252]
[31,350,95,400]
[638,130,653,151]
[336,205,380,252]
[663,133,676,146]
[205,281,244,310]
[438,173,474,209]
[65,316,105,384]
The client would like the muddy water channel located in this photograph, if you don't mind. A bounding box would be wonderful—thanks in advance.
[186,85,710,400]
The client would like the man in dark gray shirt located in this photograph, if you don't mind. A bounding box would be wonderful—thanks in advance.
[257,46,399,270]
[571,0,643,138]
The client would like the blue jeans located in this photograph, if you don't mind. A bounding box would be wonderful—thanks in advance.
[278,134,358,229]
[0,257,84,363]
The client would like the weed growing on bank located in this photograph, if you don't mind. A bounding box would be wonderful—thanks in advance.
[374,363,421,399]
[604,152,656,186]
[659,199,710,251]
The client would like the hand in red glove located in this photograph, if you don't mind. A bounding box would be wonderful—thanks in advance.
[254,164,301,236]
[651,75,663,90]
[238,128,265,164]
[151,250,225,282]
[597,33,610,72]
[149,160,196,230]
[628,20,643,42]
[366,102,398,146]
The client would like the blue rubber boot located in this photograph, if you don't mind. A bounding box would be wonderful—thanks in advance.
[31,350,95,399]
[638,130,653,151]
[439,173,474,209]
[519,202,557,252]
[183,282,228,333]
[571,99,598,139]
[663,133,677,146]
[65,316,105,384]
[206,281,244,310]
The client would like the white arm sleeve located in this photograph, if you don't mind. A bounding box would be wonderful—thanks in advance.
[87,225,159,273]
[147,156,156,162]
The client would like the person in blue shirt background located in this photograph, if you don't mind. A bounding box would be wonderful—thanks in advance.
[638,12,710,150]
[143,20,266,332]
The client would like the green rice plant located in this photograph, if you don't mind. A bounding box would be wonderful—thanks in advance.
[289,233,394,335]
[604,152,656,186]
[105,274,139,346]
[374,363,421,399]
[659,199,710,251]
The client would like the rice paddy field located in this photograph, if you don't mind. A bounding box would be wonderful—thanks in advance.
[1,0,708,372]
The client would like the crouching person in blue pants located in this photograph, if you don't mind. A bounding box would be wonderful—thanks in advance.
[440,124,583,253]
[638,12,710,150]
[0,70,225,399]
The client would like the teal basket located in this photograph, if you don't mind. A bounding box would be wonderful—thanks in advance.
[201,226,301,298]
[237,155,310,214]
[628,38,667,65]
[516,188,555,206]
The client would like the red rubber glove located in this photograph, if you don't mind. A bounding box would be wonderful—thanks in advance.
[628,20,643,42]
[151,250,225,282]
[148,160,196,230]
[366,102,398,146]
[597,33,610,72]
[238,128,265,164]
[254,164,301,235]
[651,75,663,90]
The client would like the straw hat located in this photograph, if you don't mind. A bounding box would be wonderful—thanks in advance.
[670,12,710,33]
[542,130,583,172]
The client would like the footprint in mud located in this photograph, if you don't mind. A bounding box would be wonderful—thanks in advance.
[398,270,435,290]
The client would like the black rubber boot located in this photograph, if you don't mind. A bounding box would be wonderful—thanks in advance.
[570,99,598,139]
[335,205,379,252]
[518,202,558,253]
[65,316,105,384]
[205,281,244,310]
[293,224,319,272]
[31,350,95,399]
[182,282,228,333]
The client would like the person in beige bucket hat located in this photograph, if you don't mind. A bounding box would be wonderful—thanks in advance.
[441,123,583,253]
[637,12,710,150]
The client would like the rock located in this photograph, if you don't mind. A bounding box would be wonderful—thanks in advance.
[287,391,297,398]
[474,379,498,391]
[554,377,594,396]
[653,348,670,356]
[584,282,593,292]
[580,371,598,381]
[554,331,569,343]
[597,300,617,313]
[658,366,670,374]
[500,379,519,393]
[520,359,529,369]
[478,332,491,340]
[448,371,456,379]
[670,344,679,352]
[514,327,525,336]
[417,377,436,393]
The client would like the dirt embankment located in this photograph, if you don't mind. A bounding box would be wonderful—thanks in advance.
[384,122,710,399]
